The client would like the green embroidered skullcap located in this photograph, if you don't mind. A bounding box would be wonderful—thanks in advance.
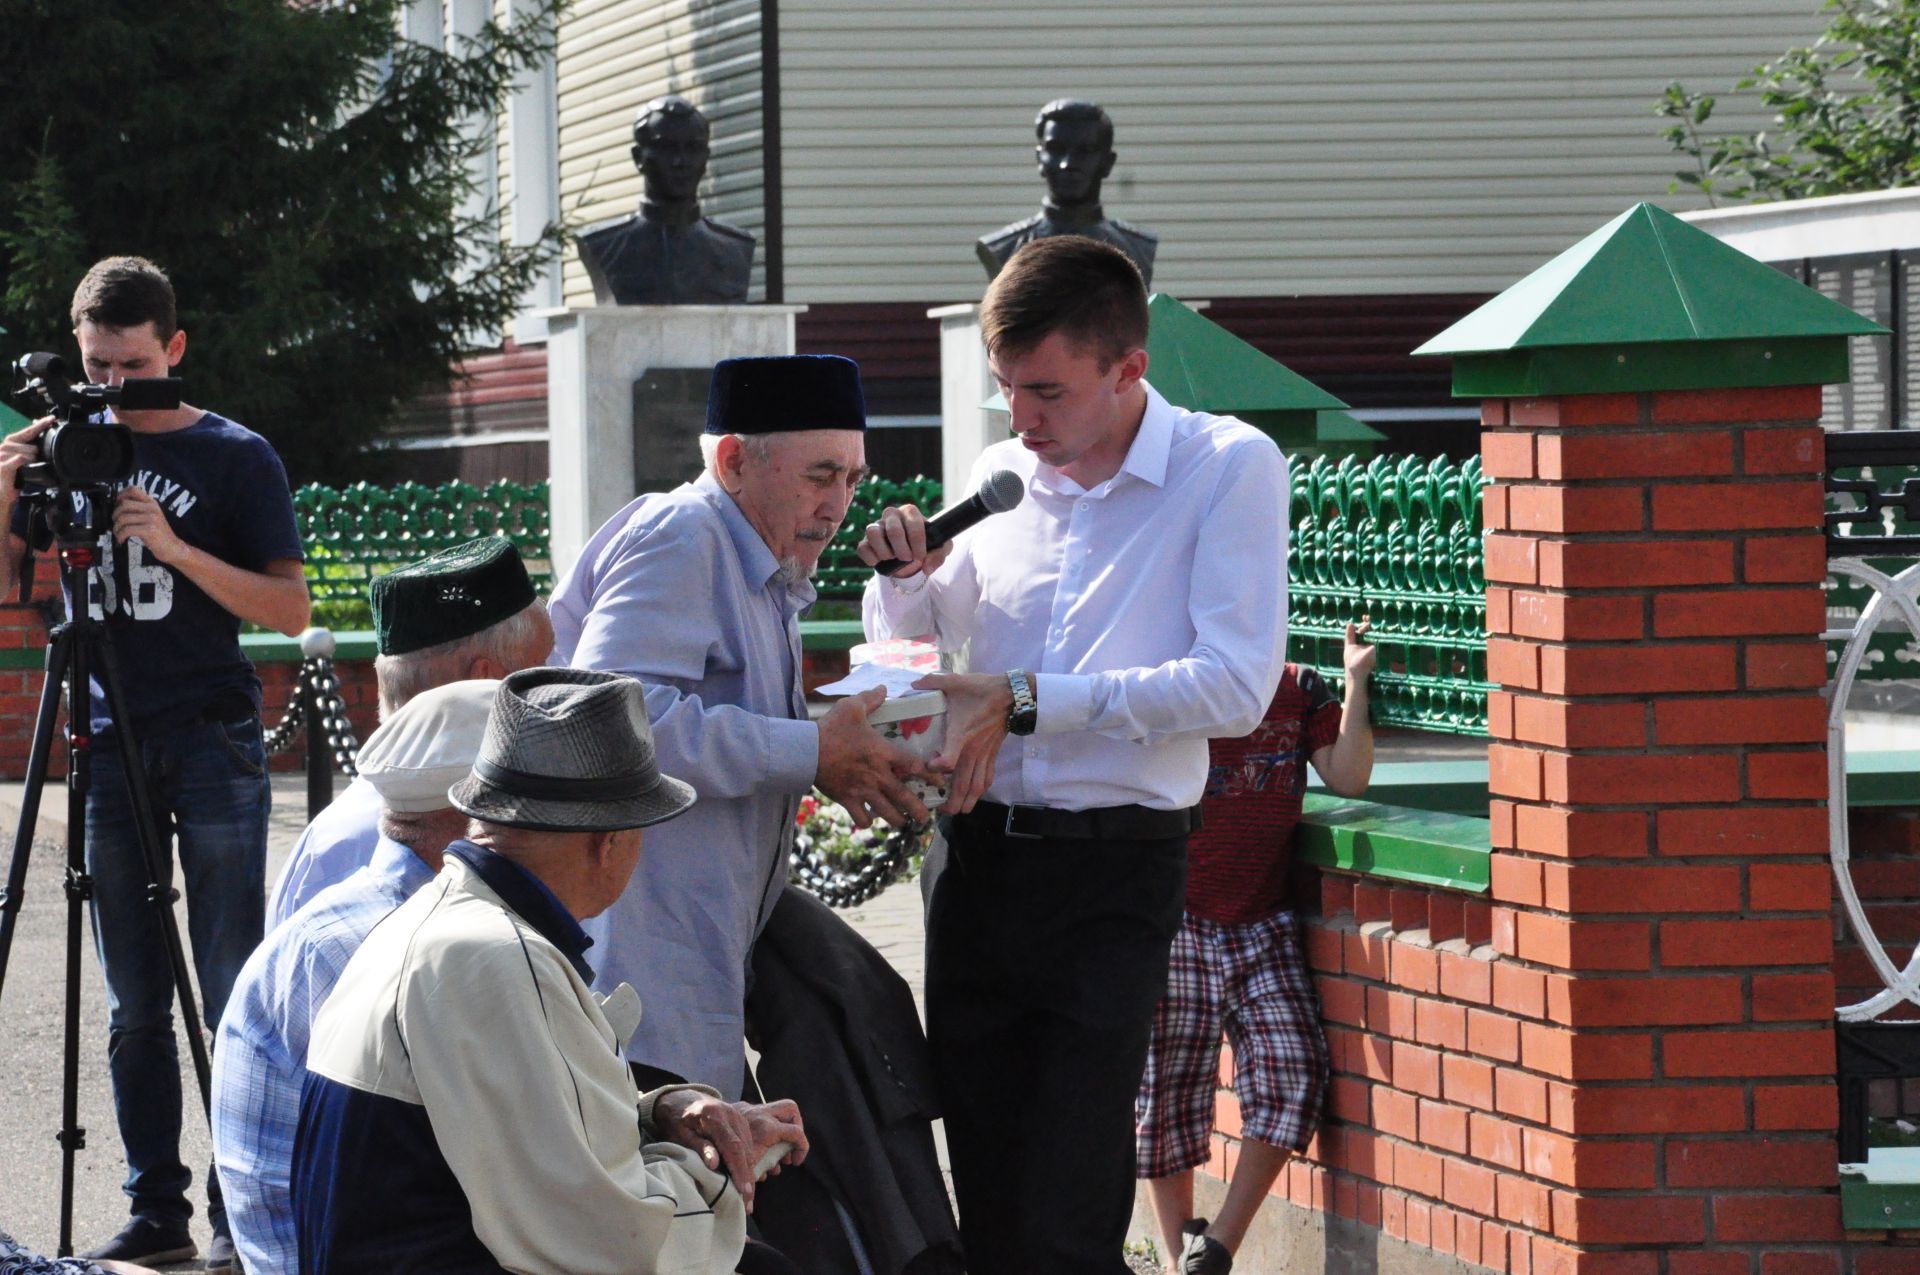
[372,537,536,656]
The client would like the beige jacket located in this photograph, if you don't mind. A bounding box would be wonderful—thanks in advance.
[304,856,747,1274]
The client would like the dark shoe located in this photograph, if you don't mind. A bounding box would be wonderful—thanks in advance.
[204,1230,236,1271]
[81,1217,197,1266]
[1180,1218,1232,1275]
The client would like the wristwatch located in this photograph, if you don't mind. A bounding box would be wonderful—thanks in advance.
[1006,669,1037,736]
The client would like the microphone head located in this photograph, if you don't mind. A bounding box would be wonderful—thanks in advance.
[977,468,1026,515]
[18,352,67,381]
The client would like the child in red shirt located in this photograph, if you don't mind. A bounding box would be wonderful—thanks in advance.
[1135,621,1376,1275]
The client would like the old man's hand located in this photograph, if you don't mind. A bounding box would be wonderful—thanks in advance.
[816,686,933,829]
[654,1090,808,1211]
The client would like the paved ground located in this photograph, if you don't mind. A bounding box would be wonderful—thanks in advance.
[0,772,933,1268]
[0,730,1484,1266]
[0,774,313,1265]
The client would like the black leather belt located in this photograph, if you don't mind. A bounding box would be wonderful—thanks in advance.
[196,689,257,725]
[959,800,1201,842]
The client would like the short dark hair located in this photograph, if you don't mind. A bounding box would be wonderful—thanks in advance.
[979,236,1147,368]
[634,95,710,147]
[71,256,177,339]
[1035,98,1113,152]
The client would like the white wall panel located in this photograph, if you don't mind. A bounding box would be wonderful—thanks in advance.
[777,0,1830,301]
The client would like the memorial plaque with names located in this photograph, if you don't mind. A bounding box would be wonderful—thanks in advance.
[1811,251,1896,432]
[632,367,711,496]
[1902,252,1920,430]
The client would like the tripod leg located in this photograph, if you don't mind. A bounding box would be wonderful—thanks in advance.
[84,632,216,1114]
[0,625,74,992]
[57,639,91,1259]
[0,629,89,1255]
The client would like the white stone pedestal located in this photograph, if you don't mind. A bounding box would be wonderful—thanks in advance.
[929,303,1005,496]
[543,304,807,574]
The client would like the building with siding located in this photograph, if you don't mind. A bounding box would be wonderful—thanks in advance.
[390,0,1829,481]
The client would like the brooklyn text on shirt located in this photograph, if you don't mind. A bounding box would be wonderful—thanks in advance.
[120,468,200,518]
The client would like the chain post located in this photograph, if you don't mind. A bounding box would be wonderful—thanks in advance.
[297,629,340,819]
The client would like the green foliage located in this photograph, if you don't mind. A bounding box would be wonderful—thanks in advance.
[1658,0,1920,204]
[0,0,566,484]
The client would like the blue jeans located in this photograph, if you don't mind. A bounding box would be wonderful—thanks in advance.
[86,716,269,1229]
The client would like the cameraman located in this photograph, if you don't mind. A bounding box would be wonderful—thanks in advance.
[0,256,309,1270]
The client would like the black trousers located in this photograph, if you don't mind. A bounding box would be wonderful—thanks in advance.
[926,814,1188,1275]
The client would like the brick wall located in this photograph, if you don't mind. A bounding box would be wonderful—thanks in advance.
[1837,810,1920,1024]
[0,572,74,779]
[1478,386,1844,1271]
[1199,797,1920,1273]
[1182,385,1891,1275]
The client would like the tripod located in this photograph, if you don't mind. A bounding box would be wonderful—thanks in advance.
[0,493,213,1257]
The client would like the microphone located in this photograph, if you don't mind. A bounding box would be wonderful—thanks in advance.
[873,468,1025,577]
[19,352,67,381]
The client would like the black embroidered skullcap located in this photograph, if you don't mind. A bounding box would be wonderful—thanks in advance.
[703,355,867,435]
[371,536,537,656]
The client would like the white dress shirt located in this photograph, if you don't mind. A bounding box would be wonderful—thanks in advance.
[863,383,1289,812]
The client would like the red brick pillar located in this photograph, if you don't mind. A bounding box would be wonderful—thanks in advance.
[1481,384,1841,1273]
[0,570,67,781]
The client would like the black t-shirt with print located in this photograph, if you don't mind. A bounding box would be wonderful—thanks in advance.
[11,411,304,734]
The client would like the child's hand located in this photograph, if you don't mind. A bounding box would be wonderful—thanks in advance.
[1344,618,1377,683]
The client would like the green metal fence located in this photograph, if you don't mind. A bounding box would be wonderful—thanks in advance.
[286,465,1495,733]
[1290,453,1491,735]
[811,456,1494,736]
[1826,464,1920,683]
[295,480,552,631]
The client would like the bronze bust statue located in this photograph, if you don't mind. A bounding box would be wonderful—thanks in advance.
[577,96,756,305]
[977,99,1157,286]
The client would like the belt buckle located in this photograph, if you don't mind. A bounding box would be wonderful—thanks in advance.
[1003,804,1046,841]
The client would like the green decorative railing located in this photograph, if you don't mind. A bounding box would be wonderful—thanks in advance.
[808,454,1493,736]
[279,460,1492,738]
[813,474,944,600]
[1290,453,1491,735]
[294,480,552,631]
[1826,464,1920,683]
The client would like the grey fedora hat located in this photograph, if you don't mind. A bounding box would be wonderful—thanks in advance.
[448,667,696,832]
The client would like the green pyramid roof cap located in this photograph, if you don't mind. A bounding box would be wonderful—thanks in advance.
[1315,409,1387,443]
[1141,294,1348,414]
[1417,203,1885,354]
[1415,202,1886,396]
[983,293,1349,419]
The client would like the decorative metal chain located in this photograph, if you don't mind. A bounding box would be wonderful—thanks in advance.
[261,655,363,778]
[261,690,305,755]
[789,820,927,908]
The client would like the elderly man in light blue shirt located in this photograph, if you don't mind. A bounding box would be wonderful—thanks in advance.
[211,679,497,1275]
[551,354,928,1098]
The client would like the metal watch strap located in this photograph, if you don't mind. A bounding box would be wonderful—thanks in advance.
[1006,668,1037,736]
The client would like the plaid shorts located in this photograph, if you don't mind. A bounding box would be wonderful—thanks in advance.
[1134,908,1330,1178]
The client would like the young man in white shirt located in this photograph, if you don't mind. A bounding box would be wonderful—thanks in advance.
[858,235,1289,1275]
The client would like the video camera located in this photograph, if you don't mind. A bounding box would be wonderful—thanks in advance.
[11,352,179,490]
